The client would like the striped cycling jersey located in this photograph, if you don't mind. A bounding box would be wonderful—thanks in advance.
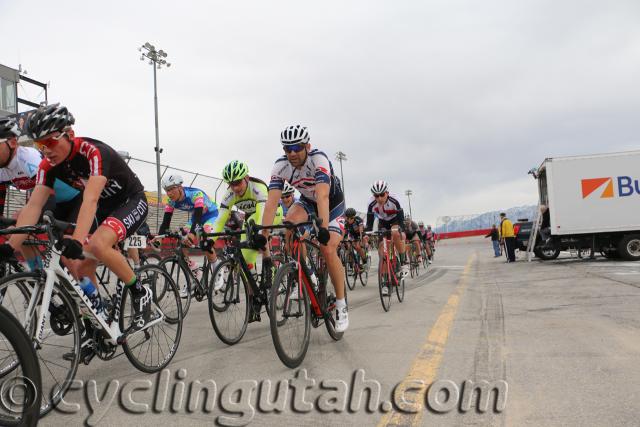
[269,149,343,208]
[366,193,404,230]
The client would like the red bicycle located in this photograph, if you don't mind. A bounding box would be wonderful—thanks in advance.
[368,230,405,311]
[253,217,345,368]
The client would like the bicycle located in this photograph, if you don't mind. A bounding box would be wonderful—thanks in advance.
[419,239,430,269]
[258,217,346,369]
[368,230,405,312]
[407,239,421,278]
[203,227,277,346]
[340,237,369,289]
[0,212,182,416]
[156,231,218,318]
[0,305,42,426]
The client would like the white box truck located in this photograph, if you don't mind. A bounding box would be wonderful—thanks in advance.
[531,150,640,260]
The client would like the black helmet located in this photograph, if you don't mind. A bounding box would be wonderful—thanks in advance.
[0,117,20,140]
[345,208,357,218]
[26,103,75,140]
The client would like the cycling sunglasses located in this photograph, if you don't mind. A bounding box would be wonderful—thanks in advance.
[34,133,66,151]
[229,179,244,187]
[283,144,306,153]
[373,193,387,199]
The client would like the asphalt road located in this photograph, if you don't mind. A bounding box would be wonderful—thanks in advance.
[42,237,640,426]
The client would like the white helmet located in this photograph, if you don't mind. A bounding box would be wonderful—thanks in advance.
[371,180,388,195]
[280,125,310,145]
[418,221,424,226]
[282,181,295,196]
[162,174,184,190]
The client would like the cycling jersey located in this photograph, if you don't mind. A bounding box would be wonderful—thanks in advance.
[165,186,218,221]
[269,149,344,208]
[418,227,428,241]
[35,137,147,242]
[405,221,419,239]
[212,177,269,234]
[36,137,144,206]
[365,194,404,231]
[345,216,364,238]
[280,197,298,216]
[269,149,345,234]
[0,146,80,216]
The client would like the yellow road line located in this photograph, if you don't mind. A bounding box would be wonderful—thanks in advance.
[378,253,476,427]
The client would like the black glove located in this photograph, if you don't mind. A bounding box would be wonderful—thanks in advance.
[0,243,15,260]
[200,239,214,253]
[317,227,330,245]
[59,238,84,260]
[251,234,267,251]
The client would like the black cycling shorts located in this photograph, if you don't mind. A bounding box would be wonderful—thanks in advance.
[378,218,403,232]
[97,192,148,242]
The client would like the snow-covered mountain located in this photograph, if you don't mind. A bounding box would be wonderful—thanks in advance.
[436,205,537,233]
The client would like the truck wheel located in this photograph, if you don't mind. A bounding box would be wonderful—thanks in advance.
[617,234,640,261]
[534,247,560,260]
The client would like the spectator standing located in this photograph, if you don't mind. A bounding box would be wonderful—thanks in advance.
[485,224,501,257]
[500,213,517,262]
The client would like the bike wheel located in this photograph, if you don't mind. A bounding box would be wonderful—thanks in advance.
[120,265,182,373]
[359,254,370,286]
[0,273,80,417]
[0,306,42,427]
[396,277,405,302]
[269,262,311,368]
[344,256,356,291]
[207,259,249,345]
[378,260,392,312]
[159,257,191,318]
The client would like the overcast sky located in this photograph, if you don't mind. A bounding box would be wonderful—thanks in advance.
[2,0,639,225]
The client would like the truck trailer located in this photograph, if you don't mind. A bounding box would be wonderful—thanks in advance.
[528,150,640,261]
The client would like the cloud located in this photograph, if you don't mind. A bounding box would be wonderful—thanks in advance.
[2,0,639,225]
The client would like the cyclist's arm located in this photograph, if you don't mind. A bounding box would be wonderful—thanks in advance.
[7,185,51,249]
[158,210,173,235]
[315,183,330,231]
[72,175,107,243]
[261,189,281,236]
[210,206,231,239]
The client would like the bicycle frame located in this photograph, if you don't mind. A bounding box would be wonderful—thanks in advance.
[378,233,399,285]
[290,238,325,317]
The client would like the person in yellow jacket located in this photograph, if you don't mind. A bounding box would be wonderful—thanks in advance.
[499,212,516,262]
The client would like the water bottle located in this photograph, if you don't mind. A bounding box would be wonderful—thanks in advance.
[80,277,106,321]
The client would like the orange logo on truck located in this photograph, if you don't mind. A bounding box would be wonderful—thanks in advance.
[581,177,614,199]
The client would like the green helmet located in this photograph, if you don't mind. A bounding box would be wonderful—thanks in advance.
[222,160,249,183]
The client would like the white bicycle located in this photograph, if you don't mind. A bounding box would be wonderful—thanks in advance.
[0,213,182,416]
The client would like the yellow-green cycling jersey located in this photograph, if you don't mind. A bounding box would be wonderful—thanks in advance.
[211,177,283,267]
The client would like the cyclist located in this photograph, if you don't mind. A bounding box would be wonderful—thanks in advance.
[344,208,367,268]
[0,116,80,271]
[365,180,409,289]
[403,216,423,264]
[209,160,283,322]
[280,181,297,214]
[261,125,349,332]
[0,104,152,333]
[417,221,432,261]
[426,224,436,255]
[158,174,219,297]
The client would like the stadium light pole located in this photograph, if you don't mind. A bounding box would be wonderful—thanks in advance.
[139,42,171,230]
[405,189,413,218]
[335,151,347,198]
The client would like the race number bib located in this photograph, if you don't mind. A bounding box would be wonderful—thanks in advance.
[124,235,147,249]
